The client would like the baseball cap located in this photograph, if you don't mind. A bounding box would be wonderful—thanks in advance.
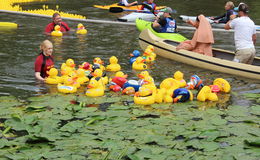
[161,7,174,14]
[234,2,249,13]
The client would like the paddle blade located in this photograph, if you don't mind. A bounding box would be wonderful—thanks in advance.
[141,3,153,10]
[109,7,124,13]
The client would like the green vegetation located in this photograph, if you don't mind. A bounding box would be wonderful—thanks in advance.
[0,93,259,160]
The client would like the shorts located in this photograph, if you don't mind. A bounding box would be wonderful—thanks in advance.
[233,48,256,64]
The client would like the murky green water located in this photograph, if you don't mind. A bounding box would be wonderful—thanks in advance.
[0,0,259,100]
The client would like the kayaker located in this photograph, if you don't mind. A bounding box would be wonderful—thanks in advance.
[152,7,177,33]
[209,1,236,24]
[118,0,138,7]
[34,40,54,81]
[140,0,156,11]
[224,3,256,64]
[44,13,70,36]
[176,15,214,56]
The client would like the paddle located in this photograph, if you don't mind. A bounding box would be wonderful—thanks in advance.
[109,7,158,13]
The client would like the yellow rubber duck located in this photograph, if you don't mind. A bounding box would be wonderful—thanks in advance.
[76,23,87,35]
[138,70,154,85]
[132,57,147,70]
[106,56,121,72]
[197,86,218,102]
[142,76,156,91]
[60,66,74,83]
[143,49,155,63]
[93,57,106,71]
[51,25,63,37]
[122,87,135,96]
[61,58,76,71]
[57,77,77,93]
[78,62,93,77]
[45,68,62,84]
[154,88,166,103]
[134,87,156,105]
[92,69,108,87]
[173,71,186,88]
[213,78,231,93]
[144,45,156,58]
[85,78,105,97]
[76,68,89,85]
[138,70,150,79]
[115,71,128,78]
[160,78,180,90]
[160,78,180,103]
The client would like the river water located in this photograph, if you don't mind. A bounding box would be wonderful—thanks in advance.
[0,0,259,102]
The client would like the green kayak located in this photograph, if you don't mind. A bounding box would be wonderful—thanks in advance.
[135,18,187,42]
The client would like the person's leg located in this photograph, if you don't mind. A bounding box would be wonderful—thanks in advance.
[233,49,251,63]
[246,48,256,64]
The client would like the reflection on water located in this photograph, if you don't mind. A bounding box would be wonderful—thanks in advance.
[0,28,18,34]
[198,93,231,110]
[51,36,63,46]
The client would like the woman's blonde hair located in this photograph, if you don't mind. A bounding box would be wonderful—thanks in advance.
[226,1,234,9]
[40,40,53,51]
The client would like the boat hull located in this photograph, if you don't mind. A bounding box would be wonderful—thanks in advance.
[118,12,155,22]
[0,22,18,29]
[139,29,260,80]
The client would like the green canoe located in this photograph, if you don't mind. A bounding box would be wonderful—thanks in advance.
[135,18,187,42]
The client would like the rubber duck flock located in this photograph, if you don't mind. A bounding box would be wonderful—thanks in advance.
[45,45,231,105]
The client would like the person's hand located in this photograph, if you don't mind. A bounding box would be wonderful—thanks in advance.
[214,20,219,23]
[186,19,193,25]
[209,16,214,20]
[155,15,160,21]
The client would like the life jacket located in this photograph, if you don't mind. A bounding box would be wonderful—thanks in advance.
[51,22,70,32]
[160,17,176,33]
[40,52,54,78]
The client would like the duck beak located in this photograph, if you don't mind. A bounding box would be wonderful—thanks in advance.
[143,80,149,84]
[134,92,140,97]
[138,74,144,79]
[130,53,134,56]
[87,84,93,88]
